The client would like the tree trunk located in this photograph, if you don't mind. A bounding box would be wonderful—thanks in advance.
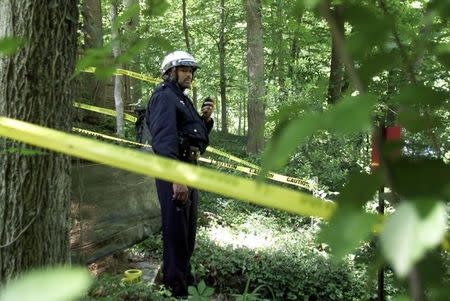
[111,2,124,137]
[243,93,247,136]
[123,0,142,105]
[245,0,265,153]
[219,0,228,133]
[83,0,103,48]
[238,97,242,135]
[82,0,106,111]
[275,1,286,93]
[326,4,344,104]
[0,0,78,282]
[182,0,198,108]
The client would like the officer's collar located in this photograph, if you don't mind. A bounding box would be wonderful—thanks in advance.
[164,80,187,97]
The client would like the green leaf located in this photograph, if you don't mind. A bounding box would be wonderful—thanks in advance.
[427,0,450,20]
[304,0,322,9]
[380,201,447,278]
[435,43,450,69]
[197,280,206,294]
[188,286,198,296]
[113,4,140,32]
[391,296,410,301]
[143,0,169,17]
[337,171,383,209]
[359,51,400,84]
[117,39,149,64]
[149,36,172,51]
[417,250,447,289]
[0,266,92,301]
[263,94,375,171]
[397,110,441,133]
[75,45,114,79]
[391,85,448,108]
[204,287,214,297]
[344,3,392,55]
[0,37,25,56]
[390,158,450,199]
[324,94,376,134]
[289,1,305,22]
[428,287,450,301]
[94,66,117,81]
[319,210,378,260]
[262,114,323,171]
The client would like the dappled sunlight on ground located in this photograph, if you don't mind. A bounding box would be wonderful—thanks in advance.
[207,225,276,250]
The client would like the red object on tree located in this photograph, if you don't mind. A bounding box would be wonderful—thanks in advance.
[371,126,402,170]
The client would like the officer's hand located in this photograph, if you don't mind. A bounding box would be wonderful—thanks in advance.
[172,183,189,204]
[201,100,214,122]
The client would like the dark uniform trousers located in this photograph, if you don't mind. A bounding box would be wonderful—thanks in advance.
[156,174,198,297]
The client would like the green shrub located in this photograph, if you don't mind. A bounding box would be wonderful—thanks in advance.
[81,274,172,301]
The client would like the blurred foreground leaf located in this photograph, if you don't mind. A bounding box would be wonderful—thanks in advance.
[319,210,378,260]
[0,266,92,301]
[380,201,447,278]
[263,94,376,171]
[0,37,25,56]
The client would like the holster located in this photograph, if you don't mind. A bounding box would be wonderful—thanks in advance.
[180,145,200,162]
[179,136,201,163]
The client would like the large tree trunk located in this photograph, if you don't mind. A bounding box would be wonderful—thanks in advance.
[245,0,265,153]
[182,0,198,108]
[82,0,106,111]
[123,0,142,105]
[219,0,228,133]
[326,4,344,104]
[111,1,124,137]
[0,1,78,282]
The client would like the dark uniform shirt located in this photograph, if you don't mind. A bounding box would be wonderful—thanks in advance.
[146,81,213,160]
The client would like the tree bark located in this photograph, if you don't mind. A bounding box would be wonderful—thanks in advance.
[326,4,345,104]
[182,0,198,108]
[219,0,228,133]
[111,1,124,137]
[0,0,78,282]
[82,0,106,111]
[83,0,103,48]
[238,97,242,135]
[245,0,265,153]
[123,0,142,105]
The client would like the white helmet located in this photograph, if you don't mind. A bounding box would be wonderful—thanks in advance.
[160,50,199,76]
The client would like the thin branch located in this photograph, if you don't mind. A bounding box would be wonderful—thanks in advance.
[378,0,442,157]
[377,0,417,84]
[319,1,365,93]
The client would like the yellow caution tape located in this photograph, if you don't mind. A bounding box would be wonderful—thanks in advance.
[74,102,136,123]
[205,146,259,169]
[73,128,146,147]
[83,67,160,84]
[0,117,335,219]
[73,102,321,192]
[204,147,318,190]
[72,127,318,191]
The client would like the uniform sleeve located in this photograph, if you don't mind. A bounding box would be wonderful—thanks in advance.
[147,92,179,159]
[204,118,214,134]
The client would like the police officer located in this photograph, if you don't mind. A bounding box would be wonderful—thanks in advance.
[146,51,214,298]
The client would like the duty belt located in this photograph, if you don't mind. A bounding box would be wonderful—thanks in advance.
[181,145,200,162]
